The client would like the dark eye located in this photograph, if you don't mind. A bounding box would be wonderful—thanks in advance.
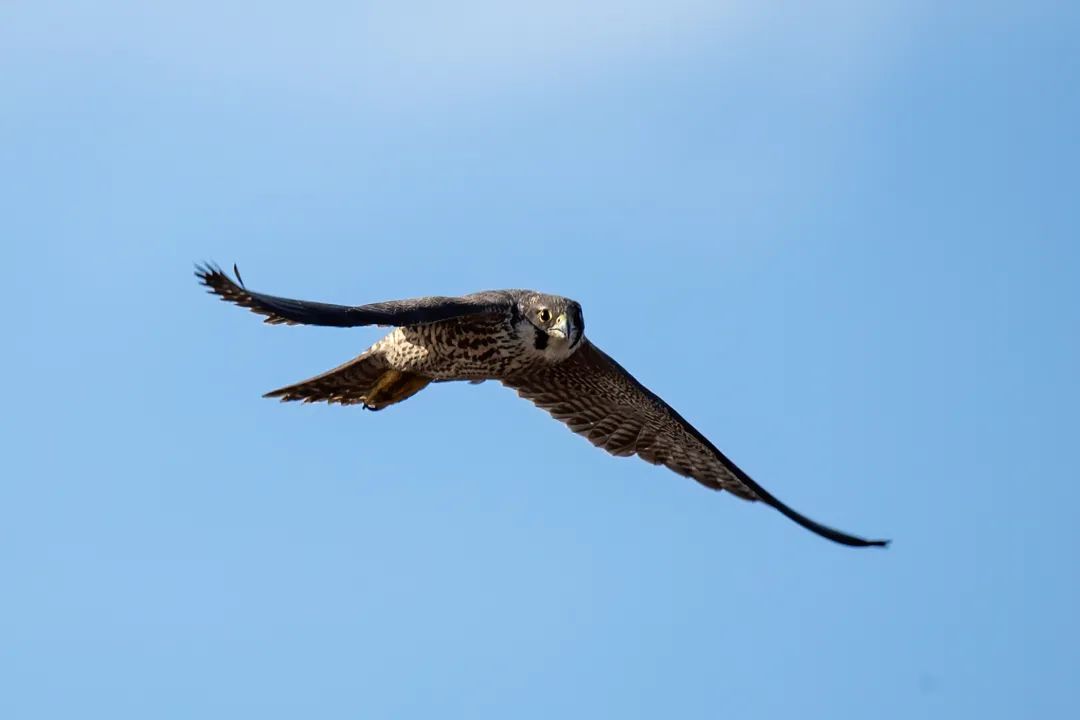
[537,308,551,323]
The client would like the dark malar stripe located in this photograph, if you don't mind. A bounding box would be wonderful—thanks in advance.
[533,329,549,350]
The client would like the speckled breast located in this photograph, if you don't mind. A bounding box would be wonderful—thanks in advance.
[376,315,524,380]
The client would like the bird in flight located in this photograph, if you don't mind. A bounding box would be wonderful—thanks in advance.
[196,263,888,548]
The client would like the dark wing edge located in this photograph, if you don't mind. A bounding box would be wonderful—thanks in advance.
[506,340,889,548]
[194,262,508,328]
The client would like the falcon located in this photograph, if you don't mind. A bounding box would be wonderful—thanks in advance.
[196,263,888,548]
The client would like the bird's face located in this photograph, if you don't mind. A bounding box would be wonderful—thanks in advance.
[517,295,585,362]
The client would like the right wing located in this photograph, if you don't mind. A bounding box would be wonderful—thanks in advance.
[195,263,509,327]
[503,340,889,548]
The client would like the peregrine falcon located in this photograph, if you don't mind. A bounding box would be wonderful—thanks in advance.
[196,264,888,548]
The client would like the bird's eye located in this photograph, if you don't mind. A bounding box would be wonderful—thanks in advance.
[537,308,551,323]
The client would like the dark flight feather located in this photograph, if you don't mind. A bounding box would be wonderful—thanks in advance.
[503,341,888,548]
[195,263,509,328]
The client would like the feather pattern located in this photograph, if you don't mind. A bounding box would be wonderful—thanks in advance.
[195,263,510,328]
[196,261,888,548]
[503,341,888,547]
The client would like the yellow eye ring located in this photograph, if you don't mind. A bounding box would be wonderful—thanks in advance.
[537,308,551,323]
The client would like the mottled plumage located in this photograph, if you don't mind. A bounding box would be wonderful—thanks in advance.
[196,263,888,548]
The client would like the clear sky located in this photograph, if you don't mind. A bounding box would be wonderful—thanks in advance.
[2,2,1078,718]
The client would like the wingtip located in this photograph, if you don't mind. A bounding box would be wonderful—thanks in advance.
[193,260,213,280]
[832,531,892,549]
[761,495,892,549]
[847,536,890,549]
[194,261,250,301]
[263,388,296,402]
[194,261,226,285]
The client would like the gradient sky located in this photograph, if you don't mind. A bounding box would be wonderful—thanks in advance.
[3,2,1078,718]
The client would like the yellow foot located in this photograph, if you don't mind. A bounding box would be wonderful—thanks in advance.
[362,370,432,411]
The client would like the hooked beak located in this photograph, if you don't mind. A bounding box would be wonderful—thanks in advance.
[549,313,570,340]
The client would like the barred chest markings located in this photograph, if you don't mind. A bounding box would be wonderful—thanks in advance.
[375,315,526,379]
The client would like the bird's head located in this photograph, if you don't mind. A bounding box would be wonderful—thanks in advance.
[515,293,585,362]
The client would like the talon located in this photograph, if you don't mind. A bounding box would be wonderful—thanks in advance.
[362,370,431,411]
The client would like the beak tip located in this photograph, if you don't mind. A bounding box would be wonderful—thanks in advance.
[551,313,571,339]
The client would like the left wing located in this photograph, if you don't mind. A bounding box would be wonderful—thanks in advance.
[195,263,509,327]
[502,340,889,548]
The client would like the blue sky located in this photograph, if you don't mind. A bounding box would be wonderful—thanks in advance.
[2,2,1078,718]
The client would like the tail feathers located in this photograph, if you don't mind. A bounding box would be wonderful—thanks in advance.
[264,351,388,405]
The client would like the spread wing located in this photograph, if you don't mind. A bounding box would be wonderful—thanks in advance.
[195,263,509,327]
[503,340,888,548]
